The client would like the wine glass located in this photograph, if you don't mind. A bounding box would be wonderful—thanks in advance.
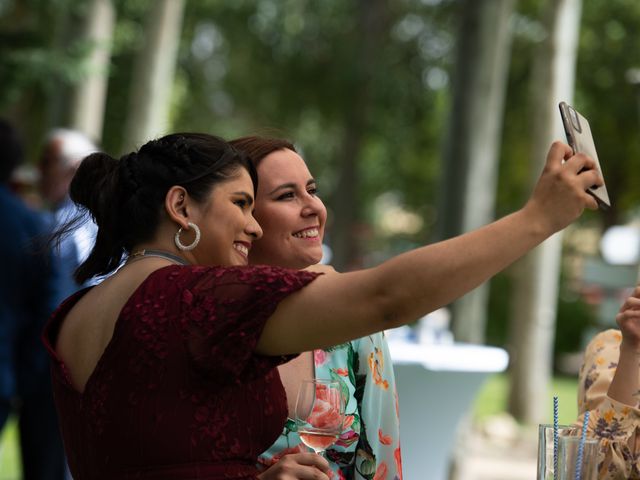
[294,379,345,454]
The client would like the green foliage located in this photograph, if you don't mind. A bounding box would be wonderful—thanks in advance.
[473,373,578,425]
[554,285,598,356]
[488,0,640,359]
[172,0,457,241]
[3,0,640,225]
[495,4,542,215]
[576,0,640,226]
[0,0,93,158]
[2,0,640,340]
[498,0,640,227]
[0,0,92,98]
[486,269,597,360]
[485,272,512,347]
[100,0,151,154]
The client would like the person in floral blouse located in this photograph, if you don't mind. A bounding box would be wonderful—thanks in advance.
[577,286,640,479]
[231,136,402,480]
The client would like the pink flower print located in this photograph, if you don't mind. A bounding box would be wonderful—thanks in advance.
[314,349,329,366]
[373,461,388,480]
[336,429,359,448]
[368,347,389,390]
[378,429,393,446]
[335,415,357,447]
[307,385,343,431]
[394,446,403,478]
[341,414,354,430]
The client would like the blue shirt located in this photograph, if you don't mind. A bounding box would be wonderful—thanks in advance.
[0,185,63,399]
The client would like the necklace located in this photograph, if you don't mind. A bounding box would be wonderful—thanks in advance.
[127,249,190,266]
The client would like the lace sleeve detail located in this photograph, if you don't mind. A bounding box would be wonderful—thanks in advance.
[177,265,320,385]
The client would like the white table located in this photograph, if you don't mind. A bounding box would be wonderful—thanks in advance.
[388,340,509,480]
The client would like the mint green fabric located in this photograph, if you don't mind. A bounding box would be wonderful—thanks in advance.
[258,333,402,479]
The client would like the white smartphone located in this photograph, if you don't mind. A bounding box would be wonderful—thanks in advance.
[558,101,611,209]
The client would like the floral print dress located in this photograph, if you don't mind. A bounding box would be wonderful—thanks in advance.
[577,329,640,479]
[258,333,402,480]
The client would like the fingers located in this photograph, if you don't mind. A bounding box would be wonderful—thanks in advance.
[547,141,575,165]
[620,296,640,313]
[616,307,640,338]
[559,150,604,211]
[582,192,600,211]
[544,142,602,193]
[292,452,332,470]
[572,165,603,193]
[527,141,605,233]
[563,152,596,175]
[548,140,602,184]
[298,454,332,479]
[615,289,640,349]
[565,156,603,191]
[618,309,640,322]
[259,453,332,480]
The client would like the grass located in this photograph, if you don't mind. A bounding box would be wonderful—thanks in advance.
[0,373,579,478]
[473,373,579,425]
[0,417,21,480]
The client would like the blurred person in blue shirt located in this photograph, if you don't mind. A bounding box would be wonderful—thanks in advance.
[0,119,67,480]
[38,128,99,293]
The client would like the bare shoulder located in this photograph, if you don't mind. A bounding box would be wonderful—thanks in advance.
[57,262,166,392]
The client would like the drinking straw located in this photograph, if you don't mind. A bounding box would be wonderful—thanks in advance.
[575,411,590,480]
[553,396,559,478]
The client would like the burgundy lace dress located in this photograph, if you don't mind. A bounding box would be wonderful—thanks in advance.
[42,265,319,480]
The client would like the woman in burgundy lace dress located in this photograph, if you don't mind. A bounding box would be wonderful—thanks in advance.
[43,133,599,479]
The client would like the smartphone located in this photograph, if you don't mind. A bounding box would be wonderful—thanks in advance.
[558,101,610,209]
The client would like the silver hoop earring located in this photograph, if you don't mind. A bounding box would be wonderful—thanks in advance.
[174,222,201,251]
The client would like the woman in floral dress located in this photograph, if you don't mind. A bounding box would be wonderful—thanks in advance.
[577,285,640,479]
[233,135,401,480]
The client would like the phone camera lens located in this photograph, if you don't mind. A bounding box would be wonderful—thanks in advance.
[568,107,582,133]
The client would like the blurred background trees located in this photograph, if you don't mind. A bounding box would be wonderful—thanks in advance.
[3,0,640,424]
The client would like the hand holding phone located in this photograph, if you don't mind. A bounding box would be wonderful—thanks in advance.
[559,101,611,209]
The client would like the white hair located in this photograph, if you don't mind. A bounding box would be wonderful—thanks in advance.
[46,128,99,169]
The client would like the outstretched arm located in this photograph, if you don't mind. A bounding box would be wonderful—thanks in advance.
[258,141,602,355]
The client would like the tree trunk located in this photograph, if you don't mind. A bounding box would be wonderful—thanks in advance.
[47,1,75,130]
[122,0,186,151]
[69,0,115,143]
[507,0,583,424]
[330,0,388,271]
[331,125,363,271]
[437,0,516,344]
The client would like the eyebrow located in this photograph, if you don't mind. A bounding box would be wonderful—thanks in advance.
[267,179,316,196]
[233,191,254,206]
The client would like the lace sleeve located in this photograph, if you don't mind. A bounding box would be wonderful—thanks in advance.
[177,265,320,385]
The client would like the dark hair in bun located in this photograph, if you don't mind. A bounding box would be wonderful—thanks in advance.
[60,132,256,283]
